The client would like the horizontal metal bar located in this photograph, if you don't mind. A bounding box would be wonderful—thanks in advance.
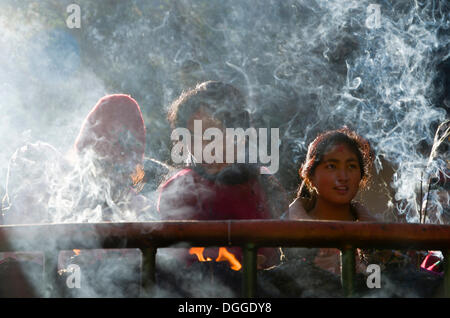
[1,220,450,252]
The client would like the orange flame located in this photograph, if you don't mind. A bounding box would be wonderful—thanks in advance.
[189,247,212,262]
[188,247,242,271]
[73,249,81,256]
[216,247,242,271]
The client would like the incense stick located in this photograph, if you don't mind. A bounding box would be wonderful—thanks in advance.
[419,171,423,223]
[422,177,432,224]
[421,120,450,224]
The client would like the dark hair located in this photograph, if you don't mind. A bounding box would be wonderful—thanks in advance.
[168,81,257,184]
[297,127,374,205]
[167,81,250,129]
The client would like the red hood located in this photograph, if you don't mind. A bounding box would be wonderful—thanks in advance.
[74,94,146,166]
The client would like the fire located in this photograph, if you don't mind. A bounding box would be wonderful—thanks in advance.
[189,247,242,271]
[189,247,212,262]
[73,249,81,256]
[216,247,242,271]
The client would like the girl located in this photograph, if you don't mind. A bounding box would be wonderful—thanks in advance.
[289,127,376,222]
[288,127,378,274]
[287,127,443,296]
[158,81,288,270]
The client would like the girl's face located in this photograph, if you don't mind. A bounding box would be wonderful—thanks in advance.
[310,143,362,205]
[187,108,229,170]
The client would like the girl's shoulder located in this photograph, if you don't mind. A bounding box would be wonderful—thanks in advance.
[288,197,314,220]
[351,201,382,222]
[288,198,381,222]
[158,168,197,190]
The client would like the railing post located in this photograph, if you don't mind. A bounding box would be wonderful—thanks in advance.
[242,243,257,298]
[140,247,157,297]
[444,250,450,298]
[340,247,356,297]
[44,250,60,298]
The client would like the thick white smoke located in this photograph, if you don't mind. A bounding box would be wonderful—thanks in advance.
[0,0,448,298]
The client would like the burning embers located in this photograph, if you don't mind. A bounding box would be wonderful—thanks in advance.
[189,247,242,271]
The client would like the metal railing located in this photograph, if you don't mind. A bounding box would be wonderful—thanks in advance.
[0,220,449,297]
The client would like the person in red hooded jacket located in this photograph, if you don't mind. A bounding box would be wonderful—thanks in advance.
[2,94,154,224]
[1,94,153,297]
[70,93,153,222]
[57,94,152,297]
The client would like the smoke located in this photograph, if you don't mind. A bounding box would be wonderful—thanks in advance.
[331,1,449,223]
[57,248,142,298]
[152,247,239,298]
[2,0,448,222]
[0,0,448,297]
[0,1,107,188]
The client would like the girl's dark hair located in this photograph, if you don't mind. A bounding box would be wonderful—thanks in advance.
[167,80,253,181]
[167,81,250,129]
[297,127,374,206]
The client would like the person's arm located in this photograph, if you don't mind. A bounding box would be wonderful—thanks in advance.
[157,169,200,220]
[2,142,66,225]
[129,192,158,221]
